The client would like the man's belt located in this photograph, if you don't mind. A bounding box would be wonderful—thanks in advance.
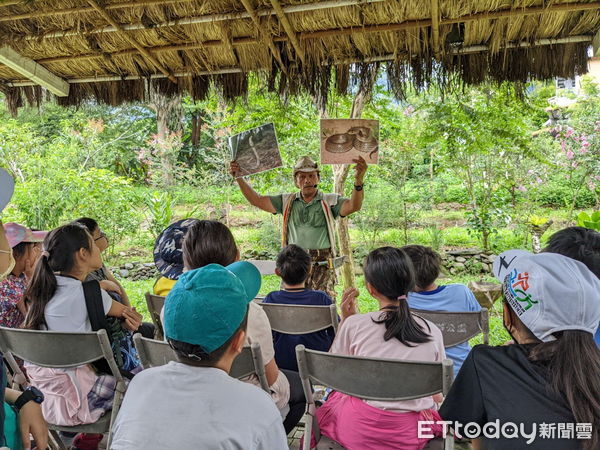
[314,256,347,270]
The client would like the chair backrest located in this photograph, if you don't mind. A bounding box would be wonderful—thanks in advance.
[258,303,339,334]
[133,335,270,392]
[0,327,122,381]
[247,260,277,275]
[145,293,165,339]
[410,308,489,346]
[296,346,454,401]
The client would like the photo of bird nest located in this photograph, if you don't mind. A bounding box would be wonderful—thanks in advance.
[229,123,283,177]
[320,119,379,165]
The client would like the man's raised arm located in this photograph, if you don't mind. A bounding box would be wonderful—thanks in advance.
[230,161,277,214]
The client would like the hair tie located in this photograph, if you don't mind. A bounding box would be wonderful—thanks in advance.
[41,251,50,258]
[397,295,407,301]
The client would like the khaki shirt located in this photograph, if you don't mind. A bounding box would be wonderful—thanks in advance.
[270,191,347,250]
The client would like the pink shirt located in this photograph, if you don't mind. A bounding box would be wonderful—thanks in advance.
[331,311,446,412]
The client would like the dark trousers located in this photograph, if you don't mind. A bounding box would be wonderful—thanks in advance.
[282,369,306,435]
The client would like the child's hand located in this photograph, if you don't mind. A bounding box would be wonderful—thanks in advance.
[100,279,121,294]
[122,307,142,331]
[340,287,359,320]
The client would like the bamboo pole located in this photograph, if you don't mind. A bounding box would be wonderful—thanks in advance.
[239,0,288,76]
[431,0,440,57]
[269,0,305,65]
[21,0,385,40]
[9,34,592,88]
[86,0,177,84]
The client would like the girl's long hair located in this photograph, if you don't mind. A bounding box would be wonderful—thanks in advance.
[24,223,91,330]
[365,247,431,346]
[529,331,600,449]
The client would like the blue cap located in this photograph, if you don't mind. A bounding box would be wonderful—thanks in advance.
[164,261,261,353]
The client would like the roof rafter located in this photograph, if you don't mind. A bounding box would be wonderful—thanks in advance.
[431,0,440,57]
[0,45,69,96]
[239,0,288,76]
[22,0,385,41]
[269,0,305,65]
[85,0,177,83]
[9,34,592,87]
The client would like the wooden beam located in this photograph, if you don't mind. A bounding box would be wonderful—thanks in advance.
[0,0,196,21]
[9,35,593,88]
[0,45,69,96]
[442,1,600,25]
[239,0,288,75]
[269,0,305,65]
[86,0,177,84]
[431,0,440,57]
[22,0,384,40]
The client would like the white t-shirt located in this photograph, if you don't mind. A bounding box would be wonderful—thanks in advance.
[44,276,113,332]
[244,302,290,412]
[111,362,288,450]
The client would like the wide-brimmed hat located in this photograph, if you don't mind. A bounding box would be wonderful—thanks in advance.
[0,168,14,212]
[3,223,47,248]
[493,250,600,341]
[153,218,199,280]
[293,156,319,177]
[164,262,261,352]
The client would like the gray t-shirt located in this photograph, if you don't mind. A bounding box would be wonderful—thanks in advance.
[111,362,288,449]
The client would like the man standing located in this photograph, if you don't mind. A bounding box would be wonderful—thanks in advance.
[230,155,367,298]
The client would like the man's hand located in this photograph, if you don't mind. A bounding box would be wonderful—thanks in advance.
[19,401,48,450]
[229,161,242,178]
[352,156,368,184]
[340,287,360,320]
[122,307,143,331]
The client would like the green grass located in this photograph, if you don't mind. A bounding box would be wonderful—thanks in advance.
[122,272,510,347]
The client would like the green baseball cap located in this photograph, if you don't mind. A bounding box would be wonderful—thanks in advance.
[164,261,261,353]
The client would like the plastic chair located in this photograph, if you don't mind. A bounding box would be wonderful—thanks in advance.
[0,327,126,450]
[296,345,455,450]
[145,293,165,340]
[258,303,339,334]
[247,259,277,275]
[132,334,270,392]
[410,308,489,346]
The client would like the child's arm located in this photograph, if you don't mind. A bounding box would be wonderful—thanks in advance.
[264,358,280,387]
[107,300,142,331]
[5,387,49,450]
[340,287,359,321]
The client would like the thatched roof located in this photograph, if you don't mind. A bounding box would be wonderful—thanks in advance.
[0,0,598,111]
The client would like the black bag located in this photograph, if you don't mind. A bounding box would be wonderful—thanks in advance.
[82,280,140,379]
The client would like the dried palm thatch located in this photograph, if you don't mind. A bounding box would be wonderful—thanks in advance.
[0,0,597,112]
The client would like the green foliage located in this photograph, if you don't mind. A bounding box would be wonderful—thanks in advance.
[145,191,175,238]
[576,211,600,231]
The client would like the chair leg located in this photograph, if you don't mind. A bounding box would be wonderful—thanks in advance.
[49,430,67,450]
[106,382,125,449]
[444,431,454,450]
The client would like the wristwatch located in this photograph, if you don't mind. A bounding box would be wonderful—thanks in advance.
[354,184,364,191]
[14,386,44,411]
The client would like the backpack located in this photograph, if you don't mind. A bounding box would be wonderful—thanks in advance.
[82,280,141,377]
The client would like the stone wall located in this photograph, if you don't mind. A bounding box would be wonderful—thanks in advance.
[111,261,159,281]
[441,249,497,276]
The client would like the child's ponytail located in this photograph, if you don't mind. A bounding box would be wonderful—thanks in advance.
[365,247,431,346]
[24,223,91,330]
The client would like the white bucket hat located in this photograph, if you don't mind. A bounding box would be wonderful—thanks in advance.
[493,249,600,341]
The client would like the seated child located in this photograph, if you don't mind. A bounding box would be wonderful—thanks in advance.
[182,220,305,434]
[264,244,335,372]
[542,226,600,346]
[440,250,600,449]
[402,245,481,376]
[0,223,46,328]
[152,218,199,296]
[314,247,446,449]
[23,223,142,428]
[111,263,288,449]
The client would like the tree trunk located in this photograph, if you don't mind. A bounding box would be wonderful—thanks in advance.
[331,70,378,290]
